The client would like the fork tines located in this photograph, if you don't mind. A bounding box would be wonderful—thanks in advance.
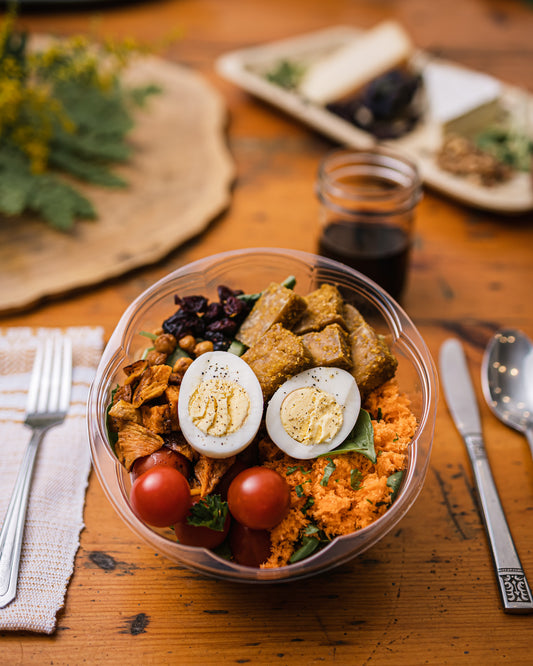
[26,334,73,417]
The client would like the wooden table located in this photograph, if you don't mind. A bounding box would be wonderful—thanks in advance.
[2,0,533,663]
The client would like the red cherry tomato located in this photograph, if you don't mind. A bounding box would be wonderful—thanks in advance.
[130,466,191,527]
[227,466,290,530]
[229,520,271,567]
[174,498,231,549]
[131,447,190,482]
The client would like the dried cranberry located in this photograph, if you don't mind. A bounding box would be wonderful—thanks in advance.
[217,285,244,302]
[223,295,250,320]
[217,285,234,302]
[203,302,223,323]
[207,318,237,337]
[178,295,208,314]
[204,330,231,351]
[163,311,205,339]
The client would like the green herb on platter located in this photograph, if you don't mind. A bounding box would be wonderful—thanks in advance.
[264,59,306,90]
[0,13,161,230]
[475,125,533,172]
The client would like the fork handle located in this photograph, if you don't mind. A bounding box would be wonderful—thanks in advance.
[0,427,46,608]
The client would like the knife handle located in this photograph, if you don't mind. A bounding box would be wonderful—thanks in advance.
[464,433,533,613]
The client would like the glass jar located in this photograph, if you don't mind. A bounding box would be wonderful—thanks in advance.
[316,147,422,301]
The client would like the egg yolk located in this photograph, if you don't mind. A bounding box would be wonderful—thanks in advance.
[188,378,250,436]
[280,386,344,446]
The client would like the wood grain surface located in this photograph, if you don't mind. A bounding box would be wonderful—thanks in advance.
[2,0,533,664]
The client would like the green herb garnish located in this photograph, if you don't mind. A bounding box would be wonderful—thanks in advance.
[185,494,228,532]
[350,468,363,491]
[320,459,336,487]
[265,59,306,90]
[301,496,314,515]
[289,524,330,564]
[476,125,533,172]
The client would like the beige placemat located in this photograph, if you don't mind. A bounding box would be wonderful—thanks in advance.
[0,54,234,314]
[0,327,103,633]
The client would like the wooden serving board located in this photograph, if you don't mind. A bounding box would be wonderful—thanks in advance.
[0,55,234,314]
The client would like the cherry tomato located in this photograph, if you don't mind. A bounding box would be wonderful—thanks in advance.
[131,447,190,482]
[227,466,290,530]
[229,520,271,567]
[174,498,231,549]
[130,466,191,527]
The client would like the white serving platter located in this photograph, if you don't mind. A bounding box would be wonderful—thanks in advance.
[216,25,533,214]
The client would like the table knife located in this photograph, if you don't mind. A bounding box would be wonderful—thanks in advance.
[439,338,533,613]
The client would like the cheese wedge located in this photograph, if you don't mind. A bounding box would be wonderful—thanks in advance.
[423,61,502,135]
[299,21,413,105]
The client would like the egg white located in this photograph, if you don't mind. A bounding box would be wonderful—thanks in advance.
[178,351,264,458]
[266,367,360,459]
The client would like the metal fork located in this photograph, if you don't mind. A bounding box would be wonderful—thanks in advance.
[0,334,72,609]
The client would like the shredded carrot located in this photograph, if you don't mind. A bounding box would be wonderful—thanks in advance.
[260,379,417,568]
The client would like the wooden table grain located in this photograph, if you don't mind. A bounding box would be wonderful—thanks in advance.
[2,0,533,663]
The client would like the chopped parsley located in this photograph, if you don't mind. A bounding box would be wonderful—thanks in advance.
[320,459,336,487]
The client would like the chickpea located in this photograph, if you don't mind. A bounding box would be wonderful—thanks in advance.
[178,335,196,355]
[173,356,193,376]
[154,333,177,354]
[193,340,214,357]
[145,350,167,366]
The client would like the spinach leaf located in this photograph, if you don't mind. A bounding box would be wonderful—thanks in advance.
[319,409,376,463]
[386,470,404,503]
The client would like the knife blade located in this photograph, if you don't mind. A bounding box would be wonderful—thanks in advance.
[439,338,533,614]
[440,338,482,438]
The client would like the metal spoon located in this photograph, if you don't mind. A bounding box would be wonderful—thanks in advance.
[482,328,533,457]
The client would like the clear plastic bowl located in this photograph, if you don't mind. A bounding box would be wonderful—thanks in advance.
[87,248,438,583]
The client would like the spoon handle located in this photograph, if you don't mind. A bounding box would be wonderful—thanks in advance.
[464,433,533,613]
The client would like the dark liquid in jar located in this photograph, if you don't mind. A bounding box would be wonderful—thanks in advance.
[318,220,410,300]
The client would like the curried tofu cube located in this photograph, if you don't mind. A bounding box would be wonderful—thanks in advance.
[141,404,172,434]
[292,283,346,335]
[344,304,398,396]
[300,323,352,370]
[132,364,172,408]
[115,422,164,471]
[236,282,307,348]
[122,359,148,385]
[108,398,141,432]
[242,323,311,399]
[165,384,180,431]
[194,455,236,497]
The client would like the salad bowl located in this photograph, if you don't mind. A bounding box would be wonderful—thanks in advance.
[87,247,437,582]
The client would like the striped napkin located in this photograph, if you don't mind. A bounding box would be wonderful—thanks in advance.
[0,327,103,634]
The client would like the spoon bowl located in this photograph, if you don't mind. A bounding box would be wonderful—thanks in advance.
[482,328,533,456]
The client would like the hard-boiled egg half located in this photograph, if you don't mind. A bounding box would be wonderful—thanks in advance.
[178,351,264,458]
[266,367,360,459]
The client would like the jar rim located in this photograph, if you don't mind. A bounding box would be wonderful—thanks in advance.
[317,147,422,211]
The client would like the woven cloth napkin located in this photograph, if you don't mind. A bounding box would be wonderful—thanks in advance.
[0,326,103,634]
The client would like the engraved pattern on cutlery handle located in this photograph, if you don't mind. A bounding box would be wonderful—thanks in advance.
[465,434,533,613]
